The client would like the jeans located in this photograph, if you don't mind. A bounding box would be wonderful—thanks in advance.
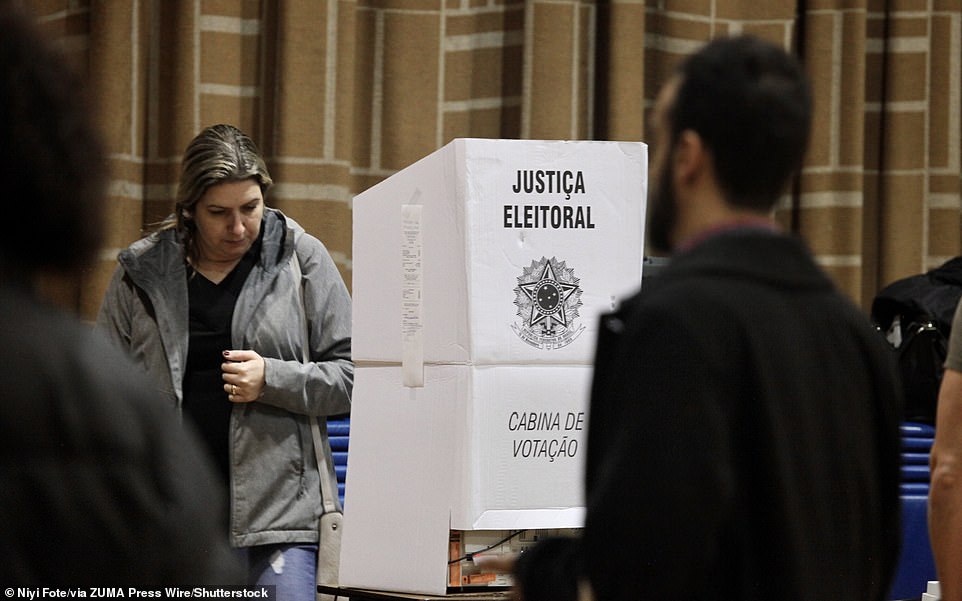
[239,543,318,601]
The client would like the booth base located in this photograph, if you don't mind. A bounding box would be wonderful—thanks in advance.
[317,586,511,601]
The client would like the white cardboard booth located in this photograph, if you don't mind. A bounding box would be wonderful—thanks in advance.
[341,138,648,595]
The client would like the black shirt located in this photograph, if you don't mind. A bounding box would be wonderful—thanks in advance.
[182,240,260,484]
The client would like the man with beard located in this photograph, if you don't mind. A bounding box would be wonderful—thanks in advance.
[507,35,903,601]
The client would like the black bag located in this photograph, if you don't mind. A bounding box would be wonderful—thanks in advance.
[871,257,962,424]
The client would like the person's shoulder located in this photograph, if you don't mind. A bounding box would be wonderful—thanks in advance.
[116,227,178,272]
[613,259,761,357]
[0,287,96,358]
[0,288,165,448]
[625,263,721,314]
[272,212,337,272]
[127,226,174,252]
[0,289,243,584]
[609,276,709,346]
[265,207,304,235]
[262,208,319,252]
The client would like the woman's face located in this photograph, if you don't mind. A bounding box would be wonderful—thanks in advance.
[192,178,264,264]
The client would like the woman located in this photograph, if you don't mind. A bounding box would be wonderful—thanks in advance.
[98,124,352,599]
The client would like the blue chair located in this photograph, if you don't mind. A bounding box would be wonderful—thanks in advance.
[328,417,350,506]
[889,423,937,600]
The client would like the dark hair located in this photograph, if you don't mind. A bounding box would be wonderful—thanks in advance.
[170,124,273,261]
[0,5,106,274]
[669,35,812,211]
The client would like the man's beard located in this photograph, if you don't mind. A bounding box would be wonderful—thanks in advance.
[646,162,677,255]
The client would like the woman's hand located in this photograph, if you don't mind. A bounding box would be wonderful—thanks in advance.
[222,349,266,403]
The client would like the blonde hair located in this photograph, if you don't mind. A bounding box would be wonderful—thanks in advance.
[171,124,273,261]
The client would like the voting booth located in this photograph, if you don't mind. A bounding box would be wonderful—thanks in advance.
[340,138,648,595]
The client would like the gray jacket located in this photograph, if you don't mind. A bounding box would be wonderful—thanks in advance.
[97,208,353,547]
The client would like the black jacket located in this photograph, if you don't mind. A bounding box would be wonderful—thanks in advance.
[0,285,242,585]
[518,230,902,601]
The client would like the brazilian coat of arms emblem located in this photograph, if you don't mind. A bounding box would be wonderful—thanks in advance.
[512,256,585,349]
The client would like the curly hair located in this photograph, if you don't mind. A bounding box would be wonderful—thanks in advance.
[0,4,106,274]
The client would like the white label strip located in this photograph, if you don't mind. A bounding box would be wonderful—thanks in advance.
[401,201,424,387]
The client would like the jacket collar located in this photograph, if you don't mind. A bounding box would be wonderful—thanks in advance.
[614,230,835,322]
[664,229,834,292]
[119,207,295,284]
